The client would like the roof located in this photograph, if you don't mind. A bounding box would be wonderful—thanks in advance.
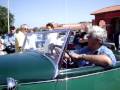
[91,5,120,15]
[41,23,92,30]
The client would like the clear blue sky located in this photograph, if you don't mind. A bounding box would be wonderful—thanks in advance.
[0,0,120,28]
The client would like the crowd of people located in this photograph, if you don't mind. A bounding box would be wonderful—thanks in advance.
[0,24,34,55]
[0,23,119,68]
[0,23,62,55]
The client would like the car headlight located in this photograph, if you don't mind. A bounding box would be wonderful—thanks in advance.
[7,77,17,90]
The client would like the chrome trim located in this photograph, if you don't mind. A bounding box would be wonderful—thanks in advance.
[58,67,120,81]
[7,77,17,90]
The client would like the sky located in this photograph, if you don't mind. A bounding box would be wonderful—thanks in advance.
[0,0,120,28]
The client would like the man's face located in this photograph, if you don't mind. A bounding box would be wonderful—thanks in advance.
[47,26,53,30]
[87,34,98,49]
[22,25,29,33]
[10,29,16,34]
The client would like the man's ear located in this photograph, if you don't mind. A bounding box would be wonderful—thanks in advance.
[97,38,102,44]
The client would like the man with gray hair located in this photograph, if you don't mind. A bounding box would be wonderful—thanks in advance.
[16,24,29,52]
[65,26,116,67]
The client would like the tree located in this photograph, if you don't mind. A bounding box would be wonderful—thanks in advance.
[0,5,14,34]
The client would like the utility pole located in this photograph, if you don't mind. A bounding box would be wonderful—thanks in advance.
[7,0,10,33]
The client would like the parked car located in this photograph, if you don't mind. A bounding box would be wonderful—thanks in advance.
[0,29,120,90]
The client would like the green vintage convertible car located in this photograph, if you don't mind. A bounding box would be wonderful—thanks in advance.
[0,30,120,90]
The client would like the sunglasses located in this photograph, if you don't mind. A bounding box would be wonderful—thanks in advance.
[23,28,29,30]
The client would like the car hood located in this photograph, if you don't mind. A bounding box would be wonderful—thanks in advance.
[0,51,58,85]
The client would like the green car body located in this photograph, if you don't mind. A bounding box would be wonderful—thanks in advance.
[0,30,120,90]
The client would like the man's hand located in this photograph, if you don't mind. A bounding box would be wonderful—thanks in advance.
[64,52,71,60]
[69,51,82,59]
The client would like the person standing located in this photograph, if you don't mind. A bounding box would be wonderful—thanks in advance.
[23,28,37,50]
[16,24,29,52]
[45,23,60,54]
[46,23,54,30]
[4,26,16,53]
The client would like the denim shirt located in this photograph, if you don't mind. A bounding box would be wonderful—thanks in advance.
[74,45,116,67]
[4,33,16,46]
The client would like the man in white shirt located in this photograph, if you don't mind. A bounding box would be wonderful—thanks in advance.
[16,24,29,52]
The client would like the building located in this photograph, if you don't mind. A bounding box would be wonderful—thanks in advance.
[91,5,120,43]
[40,22,92,31]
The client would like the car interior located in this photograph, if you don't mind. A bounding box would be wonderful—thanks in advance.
[58,33,120,78]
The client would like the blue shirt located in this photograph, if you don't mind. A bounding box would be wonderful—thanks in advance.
[4,33,16,46]
[74,45,116,67]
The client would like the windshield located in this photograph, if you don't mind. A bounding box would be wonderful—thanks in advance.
[22,30,70,64]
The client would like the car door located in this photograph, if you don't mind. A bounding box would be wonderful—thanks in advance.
[56,60,120,90]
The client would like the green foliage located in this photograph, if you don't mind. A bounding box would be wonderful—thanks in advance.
[0,5,14,34]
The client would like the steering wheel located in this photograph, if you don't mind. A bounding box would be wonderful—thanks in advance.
[49,44,78,68]
[61,51,79,68]
[48,44,62,59]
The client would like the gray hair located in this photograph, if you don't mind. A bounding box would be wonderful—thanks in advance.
[20,24,29,30]
[88,26,107,43]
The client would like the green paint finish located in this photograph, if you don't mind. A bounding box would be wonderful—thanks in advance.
[0,51,119,89]
[56,68,120,90]
[0,80,57,90]
[0,66,120,90]
[0,51,56,85]
[18,80,57,90]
